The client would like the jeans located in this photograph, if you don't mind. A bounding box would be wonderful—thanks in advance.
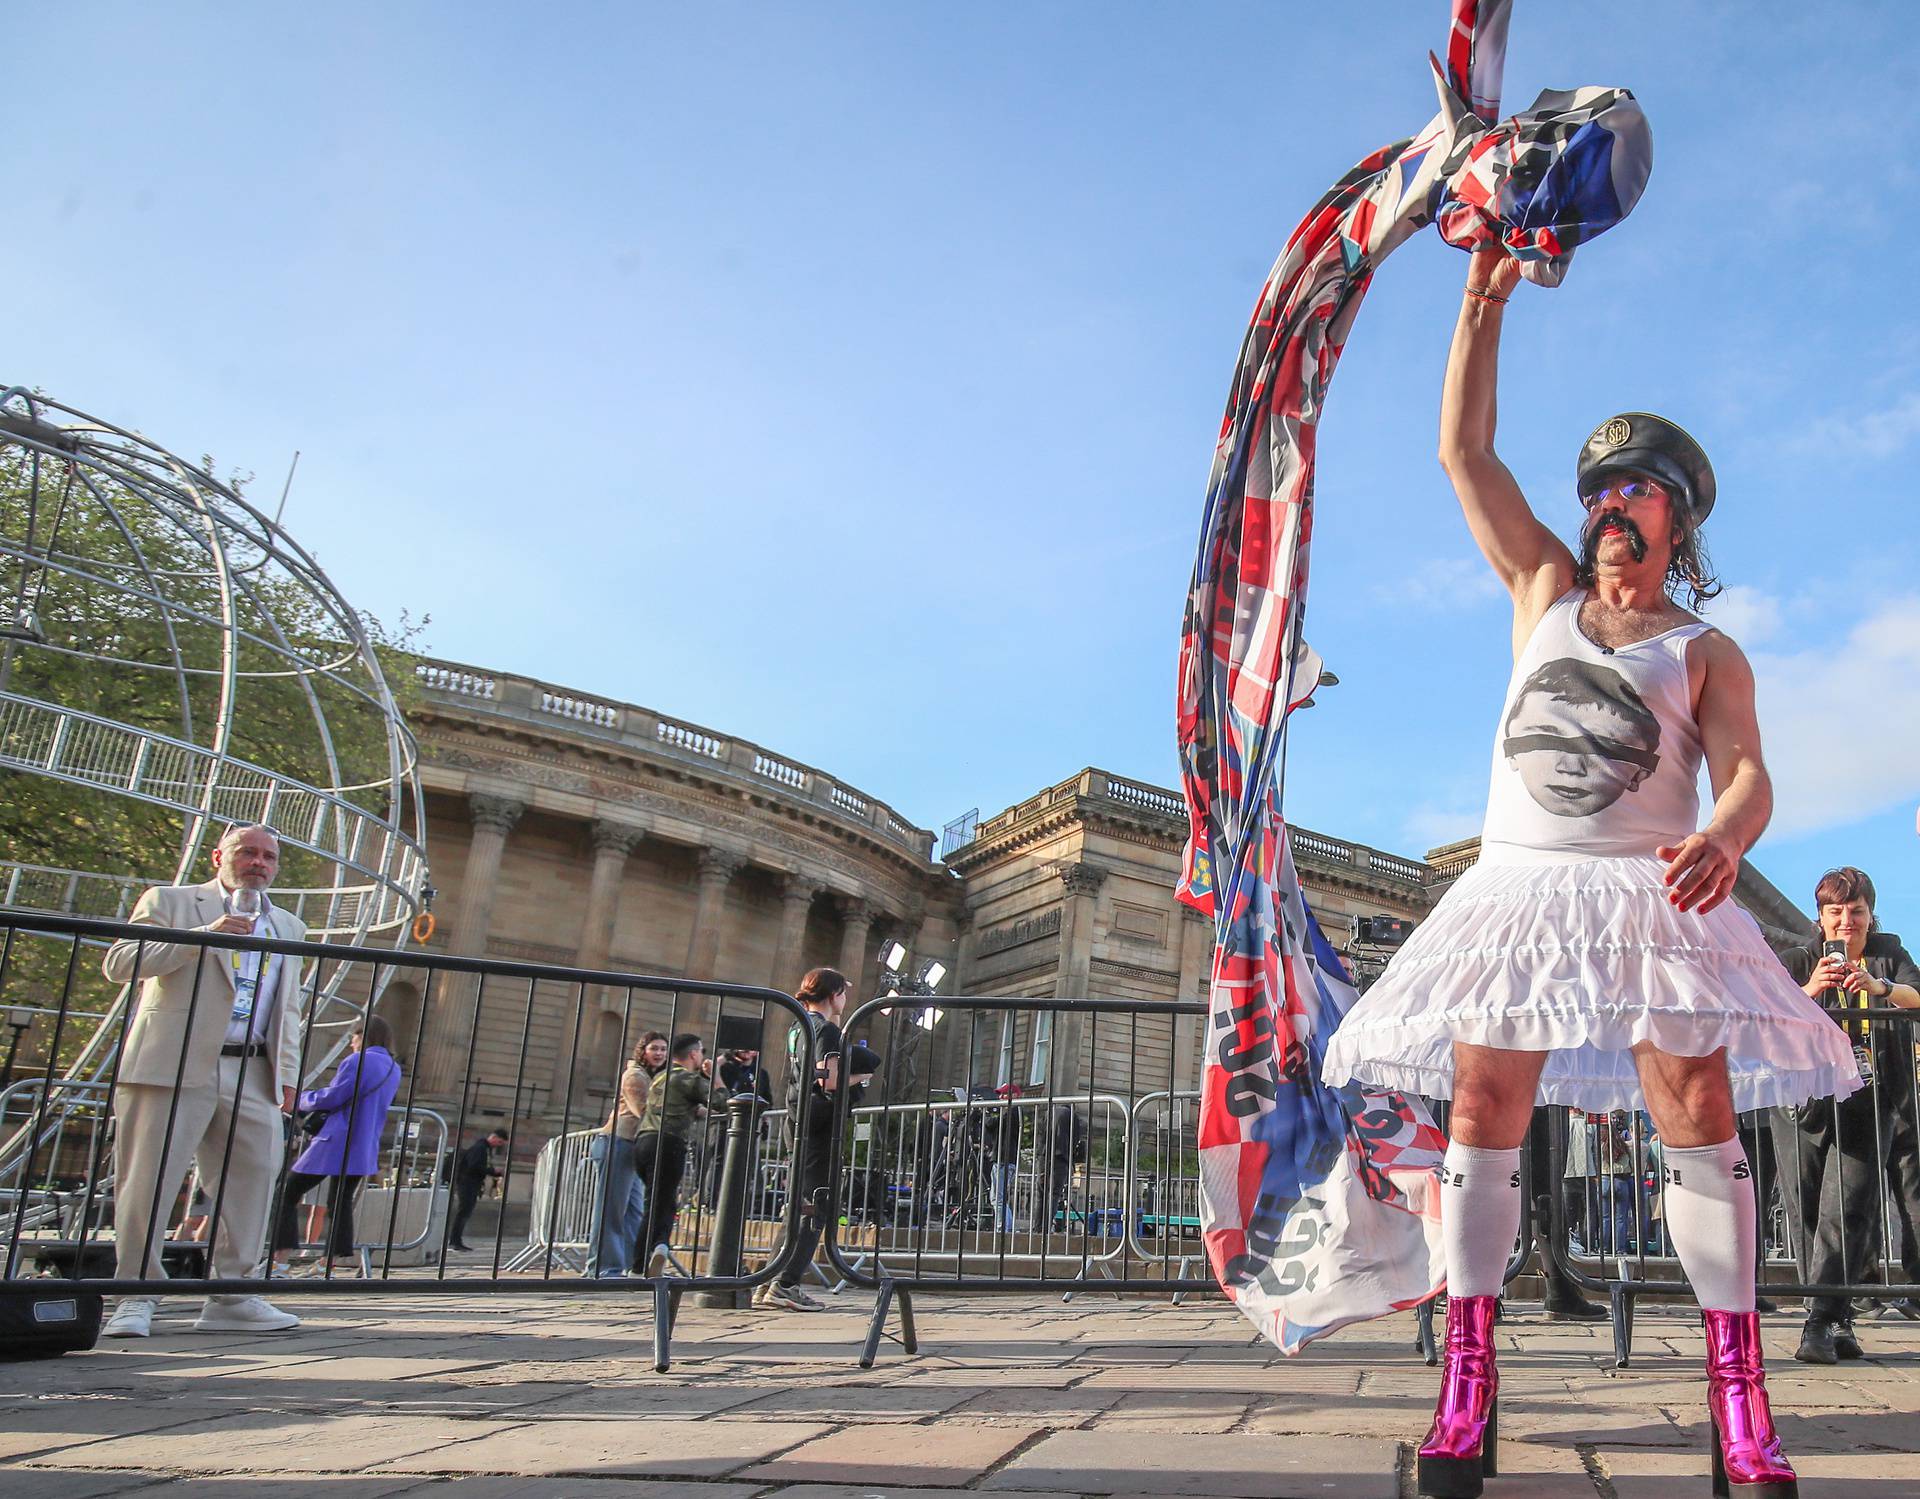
[587,1134,645,1278]
[1598,1175,1640,1254]
[991,1162,1017,1234]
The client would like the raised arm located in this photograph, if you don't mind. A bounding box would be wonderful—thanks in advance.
[1439,249,1576,637]
[1657,631,1771,914]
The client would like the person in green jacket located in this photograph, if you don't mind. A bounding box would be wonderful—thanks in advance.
[633,1033,711,1274]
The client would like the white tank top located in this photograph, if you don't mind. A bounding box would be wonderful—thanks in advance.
[1480,589,1711,862]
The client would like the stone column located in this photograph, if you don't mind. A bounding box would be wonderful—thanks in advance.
[683,847,745,981]
[1174,906,1215,1094]
[835,895,874,994]
[422,792,526,1095]
[1050,862,1107,1093]
[549,818,643,1098]
[769,876,821,991]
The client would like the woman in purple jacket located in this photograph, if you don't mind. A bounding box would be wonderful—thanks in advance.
[272,1017,404,1268]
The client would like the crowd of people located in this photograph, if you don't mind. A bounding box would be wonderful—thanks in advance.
[78,812,1920,1417]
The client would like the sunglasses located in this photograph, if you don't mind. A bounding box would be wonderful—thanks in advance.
[1582,477,1669,509]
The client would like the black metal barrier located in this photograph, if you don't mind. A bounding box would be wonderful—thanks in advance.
[819,993,1541,1367]
[7,905,1914,1375]
[1545,1008,1920,1367]
[0,909,819,1370]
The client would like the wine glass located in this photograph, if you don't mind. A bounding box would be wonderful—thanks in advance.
[229,886,263,925]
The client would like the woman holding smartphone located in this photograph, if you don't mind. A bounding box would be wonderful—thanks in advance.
[1769,866,1920,1365]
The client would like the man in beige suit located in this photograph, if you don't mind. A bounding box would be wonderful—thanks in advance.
[101,824,307,1337]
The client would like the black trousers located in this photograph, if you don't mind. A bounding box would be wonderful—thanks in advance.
[633,1132,689,1263]
[272,1172,362,1255]
[449,1178,483,1245]
[778,1138,832,1287]
[1771,1089,1919,1322]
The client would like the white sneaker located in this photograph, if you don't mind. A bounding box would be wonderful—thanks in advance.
[193,1295,301,1333]
[102,1297,156,1338]
[760,1281,822,1312]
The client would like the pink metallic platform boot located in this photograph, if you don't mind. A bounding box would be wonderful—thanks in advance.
[1704,1309,1798,1499]
[1417,1294,1499,1499]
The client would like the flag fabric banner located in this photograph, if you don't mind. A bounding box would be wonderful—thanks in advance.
[1175,0,1652,1353]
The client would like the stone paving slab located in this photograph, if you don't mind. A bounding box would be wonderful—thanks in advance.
[24,1413,499,1476]
[372,1416,832,1478]
[739,1423,1046,1487]
[763,1489,1080,1499]
[399,1482,768,1498]
[0,1398,213,1464]
[979,1429,1400,1496]
[3,1293,1917,1496]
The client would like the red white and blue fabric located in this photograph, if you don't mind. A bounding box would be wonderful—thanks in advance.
[1175,0,1652,1354]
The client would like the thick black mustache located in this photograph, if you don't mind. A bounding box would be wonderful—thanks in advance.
[1581,510,1649,566]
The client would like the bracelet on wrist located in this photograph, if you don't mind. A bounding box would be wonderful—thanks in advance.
[1464,285,1509,306]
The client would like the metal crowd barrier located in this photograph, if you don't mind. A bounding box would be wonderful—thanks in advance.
[0,909,821,1370]
[1547,1010,1920,1365]
[823,993,1234,1366]
[10,902,1911,1375]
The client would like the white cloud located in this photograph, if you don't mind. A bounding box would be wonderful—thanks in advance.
[1383,556,1506,609]
[1791,391,1920,462]
[1750,595,1920,838]
[1402,802,1483,854]
[1706,584,1782,649]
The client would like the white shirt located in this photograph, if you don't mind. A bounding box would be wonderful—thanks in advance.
[222,898,281,1047]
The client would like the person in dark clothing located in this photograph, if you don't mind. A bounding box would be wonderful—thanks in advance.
[1768,867,1920,1364]
[633,1033,711,1274]
[703,1048,774,1204]
[448,1128,509,1252]
[987,1087,1024,1234]
[1527,1106,1606,1319]
[1041,1102,1085,1233]
[757,967,876,1311]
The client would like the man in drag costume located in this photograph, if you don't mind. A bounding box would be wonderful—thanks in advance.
[1321,248,1861,1498]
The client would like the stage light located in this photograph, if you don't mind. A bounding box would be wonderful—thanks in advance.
[879,939,908,973]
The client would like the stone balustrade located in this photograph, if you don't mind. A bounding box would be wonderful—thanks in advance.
[961,766,1436,891]
[413,655,936,861]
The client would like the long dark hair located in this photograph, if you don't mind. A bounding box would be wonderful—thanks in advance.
[356,1015,396,1055]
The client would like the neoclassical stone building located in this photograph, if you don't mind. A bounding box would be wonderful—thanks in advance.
[399,658,1445,1140]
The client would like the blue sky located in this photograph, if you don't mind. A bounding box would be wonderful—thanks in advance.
[9,3,1917,935]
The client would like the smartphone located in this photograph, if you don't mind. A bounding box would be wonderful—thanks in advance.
[1822,939,1849,998]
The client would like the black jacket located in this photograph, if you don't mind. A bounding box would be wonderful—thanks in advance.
[453,1137,497,1186]
[1780,932,1920,1096]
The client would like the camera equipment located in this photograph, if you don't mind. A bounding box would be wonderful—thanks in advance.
[1352,915,1412,947]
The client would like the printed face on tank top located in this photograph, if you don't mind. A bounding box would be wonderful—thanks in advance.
[1500,658,1662,819]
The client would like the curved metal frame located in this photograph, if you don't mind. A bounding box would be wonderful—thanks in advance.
[0,386,425,942]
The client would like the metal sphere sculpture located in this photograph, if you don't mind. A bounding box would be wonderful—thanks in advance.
[0,385,427,957]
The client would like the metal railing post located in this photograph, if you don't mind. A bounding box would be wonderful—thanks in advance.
[694,1093,757,1308]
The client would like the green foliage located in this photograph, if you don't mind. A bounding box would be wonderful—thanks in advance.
[0,443,426,893]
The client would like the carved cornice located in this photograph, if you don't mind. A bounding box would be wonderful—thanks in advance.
[975,906,1062,957]
[418,724,932,880]
[469,792,528,835]
[1089,955,1181,985]
[781,875,823,909]
[423,741,922,913]
[590,818,645,858]
[1057,861,1109,897]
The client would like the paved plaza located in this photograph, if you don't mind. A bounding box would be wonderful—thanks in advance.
[3,1290,1916,1497]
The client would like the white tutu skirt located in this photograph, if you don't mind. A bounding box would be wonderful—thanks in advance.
[1321,851,1862,1113]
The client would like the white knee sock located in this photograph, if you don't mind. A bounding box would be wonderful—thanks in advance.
[1441,1141,1522,1298]
[1659,1138,1756,1313]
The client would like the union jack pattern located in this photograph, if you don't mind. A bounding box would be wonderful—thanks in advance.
[1176,0,1652,1353]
